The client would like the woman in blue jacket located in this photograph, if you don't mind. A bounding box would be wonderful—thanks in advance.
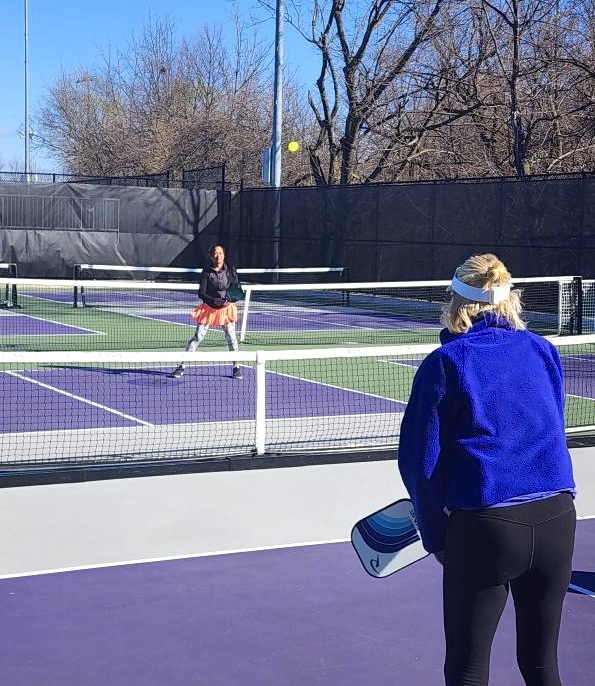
[398,253,576,686]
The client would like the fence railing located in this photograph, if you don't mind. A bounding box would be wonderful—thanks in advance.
[0,165,234,191]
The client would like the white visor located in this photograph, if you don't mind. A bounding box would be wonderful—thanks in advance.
[451,272,511,305]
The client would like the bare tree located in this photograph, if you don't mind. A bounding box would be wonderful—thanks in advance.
[35,1,595,184]
[257,0,595,181]
[532,0,595,172]
[263,0,491,184]
[34,13,310,185]
[467,0,595,176]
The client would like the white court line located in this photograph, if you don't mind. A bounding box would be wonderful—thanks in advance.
[17,293,76,306]
[564,353,595,362]
[108,309,195,327]
[263,310,377,331]
[568,392,595,402]
[4,371,154,427]
[2,518,594,582]
[258,309,441,332]
[1,310,103,336]
[381,358,422,369]
[18,292,198,328]
[266,366,406,406]
[0,537,350,580]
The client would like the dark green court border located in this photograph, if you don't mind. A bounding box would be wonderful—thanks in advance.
[1,436,593,488]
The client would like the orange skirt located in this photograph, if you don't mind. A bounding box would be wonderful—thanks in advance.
[190,302,238,326]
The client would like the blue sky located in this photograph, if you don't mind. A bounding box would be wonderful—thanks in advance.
[0,0,320,172]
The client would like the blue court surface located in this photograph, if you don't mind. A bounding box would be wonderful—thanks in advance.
[0,517,593,686]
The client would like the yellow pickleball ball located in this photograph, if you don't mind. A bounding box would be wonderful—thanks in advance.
[287,141,300,152]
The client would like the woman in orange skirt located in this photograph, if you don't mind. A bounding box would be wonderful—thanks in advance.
[170,244,242,379]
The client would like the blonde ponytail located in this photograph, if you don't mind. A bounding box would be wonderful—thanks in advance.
[441,254,526,333]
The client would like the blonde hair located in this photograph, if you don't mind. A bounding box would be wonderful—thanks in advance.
[441,253,526,333]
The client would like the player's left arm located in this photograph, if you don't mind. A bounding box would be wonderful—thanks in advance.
[398,353,451,553]
[227,265,239,288]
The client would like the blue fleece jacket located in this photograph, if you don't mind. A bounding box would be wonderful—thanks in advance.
[397,313,575,553]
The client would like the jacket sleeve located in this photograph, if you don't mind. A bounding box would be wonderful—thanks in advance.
[226,265,239,290]
[548,342,566,412]
[397,351,451,553]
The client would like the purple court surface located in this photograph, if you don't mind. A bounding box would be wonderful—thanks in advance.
[1,365,404,434]
[0,519,593,686]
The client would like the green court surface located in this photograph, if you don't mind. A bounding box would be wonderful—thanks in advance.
[1,290,441,352]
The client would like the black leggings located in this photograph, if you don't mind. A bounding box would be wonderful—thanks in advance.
[443,493,576,686]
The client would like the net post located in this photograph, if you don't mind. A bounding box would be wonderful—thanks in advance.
[574,276,584,335]
[255,351,267,455]
[9,263,18,308]
[239,287,252,342]
[73,264,80,307]
[2,263,18,308]
[341,267,351,306]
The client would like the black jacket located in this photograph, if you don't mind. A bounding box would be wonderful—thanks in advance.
[199,264,239,309]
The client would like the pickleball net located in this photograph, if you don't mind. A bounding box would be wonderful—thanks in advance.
[71,265,349,308]
[238,276,593,344]
[72,264,350,286]
[1,275,592,351]
[1,335,594,468]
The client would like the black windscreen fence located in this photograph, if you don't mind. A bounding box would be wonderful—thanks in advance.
[0,183,222,277]
[2,173,593,280]
[235,175,594,281]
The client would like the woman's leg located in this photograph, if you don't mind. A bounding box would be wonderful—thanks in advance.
[443,508,532,686]
[443,495,575,686]
[170,324,209,378]
[443,577,509,686]
[223,322,242,378]
[187,324,210,352]
[223,322,238,352]
[443,514,519,686]
[511,501,576,686]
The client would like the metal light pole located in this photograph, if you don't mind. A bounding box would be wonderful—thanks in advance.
[24,0,31,180]
[271,0,284,271]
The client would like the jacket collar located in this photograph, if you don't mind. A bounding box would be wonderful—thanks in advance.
[440,312,513,344]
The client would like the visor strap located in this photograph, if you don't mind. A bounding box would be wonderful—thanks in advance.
[451,273,510,304]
